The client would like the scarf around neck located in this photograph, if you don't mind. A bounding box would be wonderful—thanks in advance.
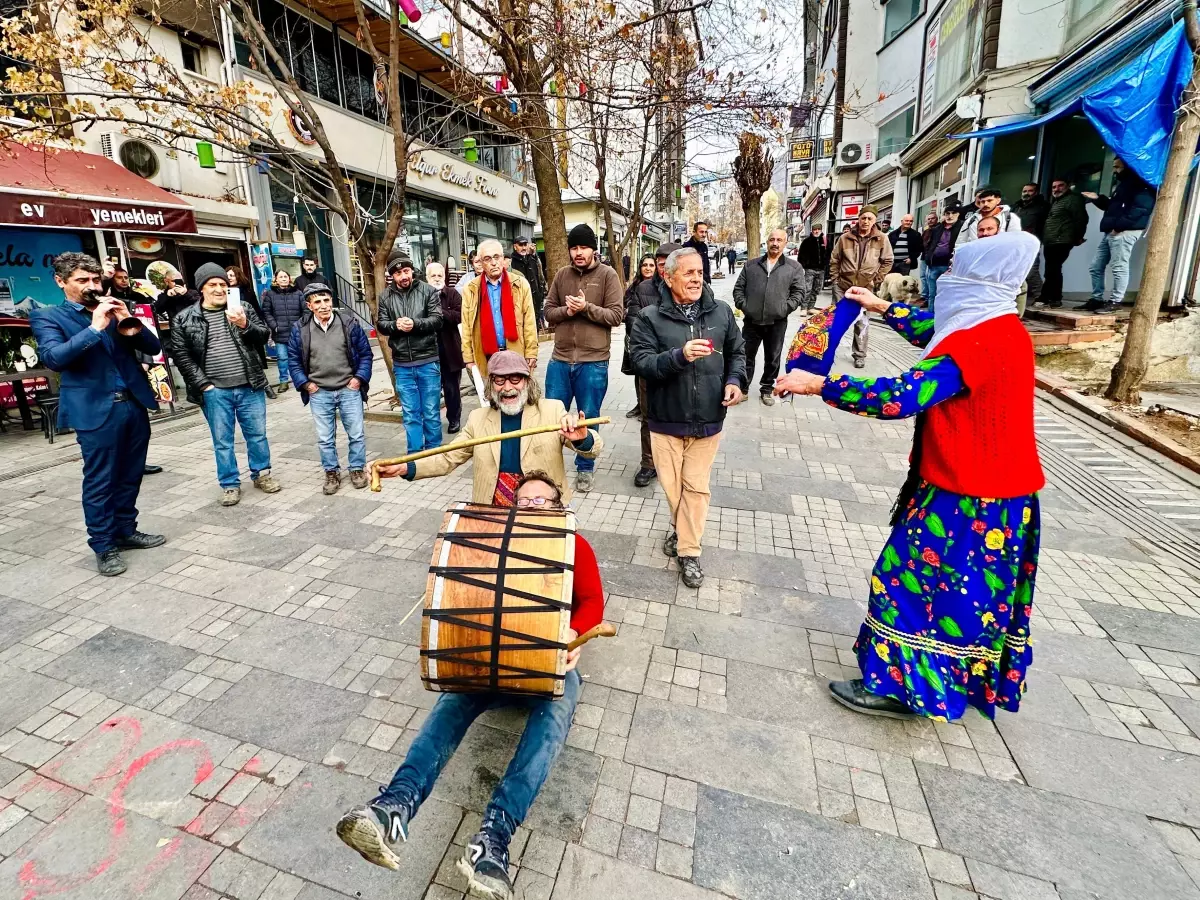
[480,269,519,355]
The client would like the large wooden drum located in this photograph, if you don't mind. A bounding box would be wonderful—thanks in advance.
[421,503,575,698]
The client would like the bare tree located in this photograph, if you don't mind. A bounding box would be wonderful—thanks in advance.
[732,131,773,259]
[1106,0,1200,404]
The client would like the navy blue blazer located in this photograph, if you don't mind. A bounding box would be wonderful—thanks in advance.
[31,303,161,431]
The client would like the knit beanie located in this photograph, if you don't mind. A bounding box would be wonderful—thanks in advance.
[567,223,598,250]
[388,255,414,273]
[193,262,228,291]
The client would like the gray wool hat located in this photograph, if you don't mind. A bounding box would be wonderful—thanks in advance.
[302,282,333,300]
[193,262,228,291]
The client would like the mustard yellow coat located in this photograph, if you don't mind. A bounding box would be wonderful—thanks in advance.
[460,271,540,376]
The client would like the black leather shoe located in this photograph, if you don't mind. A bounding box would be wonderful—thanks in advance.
[828,679,915,719]
[625,405,641,419]
[143,464,163,475]
[116,531,166,550]
[96,549,127,576]
[448,421,461,434]
[265,384,278,399]
[634,467,656,488]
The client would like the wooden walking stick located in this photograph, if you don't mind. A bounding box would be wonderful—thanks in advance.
[369,416,611,491]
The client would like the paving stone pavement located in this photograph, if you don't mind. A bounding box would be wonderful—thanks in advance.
[2,277,1200,899]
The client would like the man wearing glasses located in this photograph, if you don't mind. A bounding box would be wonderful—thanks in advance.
[374,351,601,505]
[459,239,539,379]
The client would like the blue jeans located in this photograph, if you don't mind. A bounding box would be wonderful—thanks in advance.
[275,341,290,385]
[1090,230,1142,305]
[202,386,272,488]
[923,265,949,313]
[376,669,580,827]
[545,359,608,472]
[308,387,366,472]
[394,361,442,453]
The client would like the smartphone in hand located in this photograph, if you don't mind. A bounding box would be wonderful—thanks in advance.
[227,287,243,313]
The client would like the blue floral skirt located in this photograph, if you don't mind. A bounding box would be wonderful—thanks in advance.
[855,481,1040,721]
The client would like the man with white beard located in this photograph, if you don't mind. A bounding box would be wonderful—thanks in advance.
[374,350,602,505]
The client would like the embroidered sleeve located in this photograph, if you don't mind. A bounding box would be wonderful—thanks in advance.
[885,302,936,348]
[821,355,965,419]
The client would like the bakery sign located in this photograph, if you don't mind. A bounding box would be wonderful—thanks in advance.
[404,148,536,220]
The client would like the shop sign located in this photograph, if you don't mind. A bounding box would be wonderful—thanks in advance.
[819,138,835,158]
[270,243,305,258]
[251,243,274,298]
[0,193,197,234]
[287,109,317,145]
[790,140,815,162]
[839,192,866,220]
[920,0,983,127]
[408,153,501,200]
[786,197,804,212]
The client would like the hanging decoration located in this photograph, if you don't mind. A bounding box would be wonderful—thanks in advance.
[440,31,452,48]
[397,0,421,23]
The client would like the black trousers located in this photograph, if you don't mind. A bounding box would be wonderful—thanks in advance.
[441,365,462,427]
[76,400,151,553]
[1041,243,1074,305]
[742,318,788,395]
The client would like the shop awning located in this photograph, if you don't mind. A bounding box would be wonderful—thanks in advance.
[0,143,197,234]
[947,21,1193,187]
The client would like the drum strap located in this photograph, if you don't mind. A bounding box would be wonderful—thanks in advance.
[426,505,573,690]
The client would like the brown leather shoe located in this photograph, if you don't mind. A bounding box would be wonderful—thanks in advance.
[323,470,341,495]
[349,469,369,490]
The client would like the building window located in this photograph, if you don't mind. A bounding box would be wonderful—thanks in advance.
[921,0,983,124]
[877,106,915,156]
[180,41,201,74]
[1064,0,1122,47]
[883,0,921,44]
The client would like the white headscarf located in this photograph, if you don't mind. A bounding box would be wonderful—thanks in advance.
[923,231,1041,358]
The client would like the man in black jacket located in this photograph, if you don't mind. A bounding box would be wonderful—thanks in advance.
[1014,183,1050,305]
[171,263,280,506]
[425,262,465,434]
[733,228,804,405]
[294,256,326,294]
[1081,156,1157,312]
[376,256,443,452]
[1037,178,1091,309]
[510,236,547,330]
[682,221,712,284]
[630,246,746,589]
[797,225,827,310]
[887,214,922,276]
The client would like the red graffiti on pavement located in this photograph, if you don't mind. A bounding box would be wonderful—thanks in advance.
[16,716,216,900]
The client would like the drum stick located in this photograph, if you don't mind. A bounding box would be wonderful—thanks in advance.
[567,622,617,650]
[369,417,612,491]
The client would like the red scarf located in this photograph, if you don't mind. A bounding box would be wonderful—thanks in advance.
[480,270,519,355]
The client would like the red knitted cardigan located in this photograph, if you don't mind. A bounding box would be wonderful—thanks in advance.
[920,315,1045,498]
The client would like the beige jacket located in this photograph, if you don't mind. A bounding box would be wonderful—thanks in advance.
[830,227,894,298]
[410,398,603,504]
[460,270,540,377]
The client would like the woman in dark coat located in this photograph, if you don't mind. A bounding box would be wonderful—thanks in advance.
[261,270,305,391]
[427,263,465,433]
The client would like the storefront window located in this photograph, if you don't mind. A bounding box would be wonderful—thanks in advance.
[1064,0,1123,48]
[465,212,516,257]
[921,0,983,124]
[883,0,922,44]
[403,196,450,269]
[877,106,915,156]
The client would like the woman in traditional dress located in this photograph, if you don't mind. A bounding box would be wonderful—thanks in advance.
[774,232,1044,722]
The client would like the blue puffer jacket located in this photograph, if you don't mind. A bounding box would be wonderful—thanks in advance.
[286,312,374,405]
[261,287,305,341]
[1093,172,1157,233]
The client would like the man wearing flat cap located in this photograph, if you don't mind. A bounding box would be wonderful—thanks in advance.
[829,205,893,368]
[376,351,601,506]
[377,255,443,453]
[543,223,624,494]
[510,235,547,331]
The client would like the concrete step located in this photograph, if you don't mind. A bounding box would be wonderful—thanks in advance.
[1025,307,1117,329]
[1025,319,1115,346]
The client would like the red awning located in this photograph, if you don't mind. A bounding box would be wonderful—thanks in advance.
[0,142,197,234]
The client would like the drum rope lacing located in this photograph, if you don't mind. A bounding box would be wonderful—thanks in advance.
[423,506,575,692]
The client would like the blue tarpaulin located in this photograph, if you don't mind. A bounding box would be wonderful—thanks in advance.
[949,21,1193,187]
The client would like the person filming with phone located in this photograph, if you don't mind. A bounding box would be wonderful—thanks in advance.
[31,253,167,577]
[170,263,281,507]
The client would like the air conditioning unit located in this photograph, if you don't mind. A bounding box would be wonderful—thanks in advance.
[272,212,291,242]
[99,134,183,192]
[835,140,875,169]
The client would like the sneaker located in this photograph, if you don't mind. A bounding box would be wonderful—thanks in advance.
[575,471,594,493]
[760,392,776,406]
[457,827,513,900]
[634,466,656,488]
[1080,299,1104,311]
[95,549,127,577]
[253,472,282,494]
[221,487,241,507]
[828,679,915,719]
[663,531,678,558]
[349,469,369,489]
[678,556,704,588]
[116,531,166,550]
[323,470,341,495]
[336,799,411,871]
[1095,303,1120,314]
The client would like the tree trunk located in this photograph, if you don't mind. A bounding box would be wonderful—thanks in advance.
[1105,71,1200,404]
[526,101,570,281]
[744,198,762,261]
